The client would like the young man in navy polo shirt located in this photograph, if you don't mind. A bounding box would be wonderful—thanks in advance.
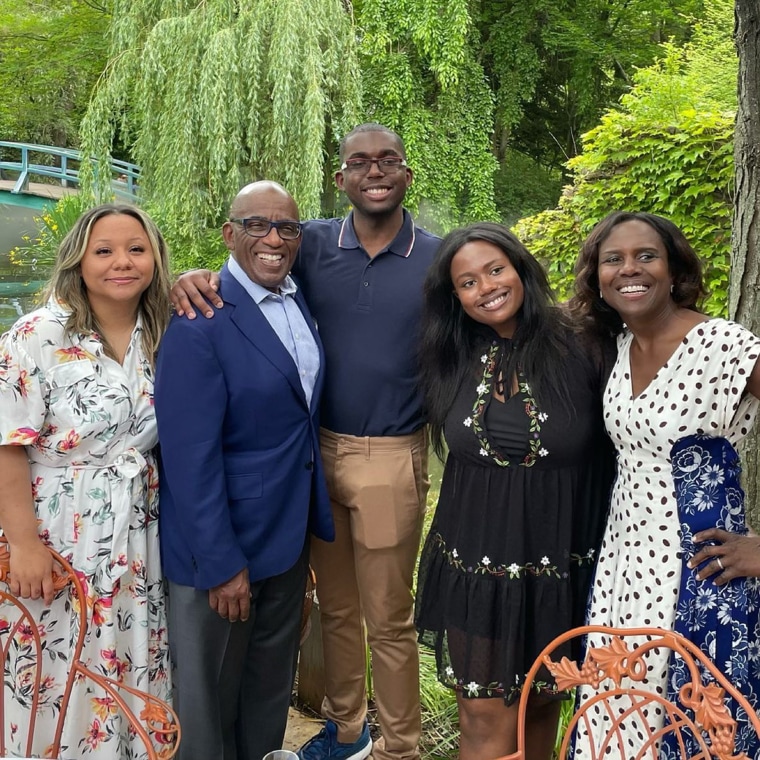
[171,124,440,760]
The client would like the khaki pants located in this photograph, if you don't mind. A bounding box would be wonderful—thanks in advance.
[311,428,429,760]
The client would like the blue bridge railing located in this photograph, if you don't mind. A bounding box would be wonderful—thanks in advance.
[0,141,140,199]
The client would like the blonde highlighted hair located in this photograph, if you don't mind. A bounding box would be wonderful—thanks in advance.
[43,203,171,364]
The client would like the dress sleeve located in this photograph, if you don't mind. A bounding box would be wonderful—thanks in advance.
[711,320,760,441]
[0,319,49,446]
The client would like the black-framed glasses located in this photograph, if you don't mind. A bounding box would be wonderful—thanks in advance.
[339,157,408,174]
[229,216,302,240]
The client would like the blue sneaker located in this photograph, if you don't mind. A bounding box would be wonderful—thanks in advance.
[297,719,372,760]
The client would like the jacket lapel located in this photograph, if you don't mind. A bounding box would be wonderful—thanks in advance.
[221,266,308,408]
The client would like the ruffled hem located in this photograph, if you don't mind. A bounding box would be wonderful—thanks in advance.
[415,534,581,703]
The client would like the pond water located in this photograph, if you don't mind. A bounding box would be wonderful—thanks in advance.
[0,204,47,332]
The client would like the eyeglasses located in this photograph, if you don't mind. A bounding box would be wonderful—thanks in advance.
[339,157,408,174]
[228,216,302,240]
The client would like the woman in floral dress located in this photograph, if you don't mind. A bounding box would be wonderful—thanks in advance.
[414,222,615,760]
[0,204,173,758]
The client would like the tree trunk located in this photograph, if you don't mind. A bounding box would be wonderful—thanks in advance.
[730,0,760,527]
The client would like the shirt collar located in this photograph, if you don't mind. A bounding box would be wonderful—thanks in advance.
[227,256,298,303]
[337,209,416,258]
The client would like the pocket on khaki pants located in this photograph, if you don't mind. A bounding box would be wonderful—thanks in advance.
[340,446,426,550]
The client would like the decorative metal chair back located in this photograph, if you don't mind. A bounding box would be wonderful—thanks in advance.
[497,625,760,760]
[0,537,180,759]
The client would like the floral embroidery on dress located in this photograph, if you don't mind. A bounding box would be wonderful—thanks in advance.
[431,531,564,579]
[438,667,559,700]
[468,341,547,467]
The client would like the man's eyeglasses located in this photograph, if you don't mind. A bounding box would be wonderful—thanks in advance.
[229,217,302,241]
[339,157,408,174]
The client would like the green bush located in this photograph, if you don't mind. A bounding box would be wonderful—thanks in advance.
[10,194,92,270]
[515,15,737,317]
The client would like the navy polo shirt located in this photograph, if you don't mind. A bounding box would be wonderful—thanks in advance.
[293,210,440,437]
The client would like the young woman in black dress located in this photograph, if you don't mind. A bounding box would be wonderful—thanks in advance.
[415,222,614,760]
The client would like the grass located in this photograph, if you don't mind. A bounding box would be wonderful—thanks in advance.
[418,453,460,759]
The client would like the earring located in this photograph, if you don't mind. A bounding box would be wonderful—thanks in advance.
[670,284,674,294]
[599,290,603,300]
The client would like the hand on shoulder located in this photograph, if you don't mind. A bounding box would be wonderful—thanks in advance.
[171,270,222,319]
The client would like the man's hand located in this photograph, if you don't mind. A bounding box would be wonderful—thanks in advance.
[688,528,760,585]
[9,538,57,605]
[170,270,223,319]
[208,567,251,622]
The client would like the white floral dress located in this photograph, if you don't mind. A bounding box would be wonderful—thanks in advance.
[0,300,171,759]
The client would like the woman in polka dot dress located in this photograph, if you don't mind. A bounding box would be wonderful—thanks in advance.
[415,223,616,760]
[572,211,760,758]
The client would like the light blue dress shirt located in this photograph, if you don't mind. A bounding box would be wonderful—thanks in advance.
[228,256,320,408]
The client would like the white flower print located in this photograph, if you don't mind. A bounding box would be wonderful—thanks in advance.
[672,445,709,483]
[479,448,488,457]
[452,549,459,559]
[476,383,488,395]
[694,586,717,612]
[481,354,488,364]
[466,681,481,696]
[690,488,717,512]
[700,464,725,487]
[541,556,550,566]
[539,448,549,457]
[538,412,548,422]
[482,555,491,566]
[507,563,520,577]
[463,417,473,427]
[445,666,454,677]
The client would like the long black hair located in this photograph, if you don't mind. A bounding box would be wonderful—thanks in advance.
[419,222,574,458]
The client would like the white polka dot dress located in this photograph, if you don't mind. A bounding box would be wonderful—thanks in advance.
[578,319,760,756]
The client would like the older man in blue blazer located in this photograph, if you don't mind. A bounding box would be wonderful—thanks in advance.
[155,180,334,760]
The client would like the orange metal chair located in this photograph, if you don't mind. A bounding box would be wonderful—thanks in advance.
[0,537,180,759]
[498,625,760,760]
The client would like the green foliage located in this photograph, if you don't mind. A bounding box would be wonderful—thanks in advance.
[495,151,564,227]
[419,648,459,759]
[80,0,363,267]
[515,0,736,316]
[10,194,92,270]
[480,0,704,171]
[0,0,107,148]
[353,0,498,232]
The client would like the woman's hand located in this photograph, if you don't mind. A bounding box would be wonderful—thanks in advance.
[8,537,57,605]
[170,270,222,319]
[688,528,760,585]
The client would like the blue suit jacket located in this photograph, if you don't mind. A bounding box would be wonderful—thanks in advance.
[155,265,334,589]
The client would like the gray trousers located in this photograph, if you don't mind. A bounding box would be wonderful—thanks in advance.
[167,547,308,760]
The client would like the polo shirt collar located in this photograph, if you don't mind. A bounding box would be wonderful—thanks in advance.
[337,209,416,258]
[227,255,298,304]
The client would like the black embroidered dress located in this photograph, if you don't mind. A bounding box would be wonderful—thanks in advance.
[415,331,614,704]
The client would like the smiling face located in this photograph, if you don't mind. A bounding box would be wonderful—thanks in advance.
[596,219,675,323]
[451,240,524,338]
[335,130,412,219]
[79,213,155,315]
[223,183,300,292]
